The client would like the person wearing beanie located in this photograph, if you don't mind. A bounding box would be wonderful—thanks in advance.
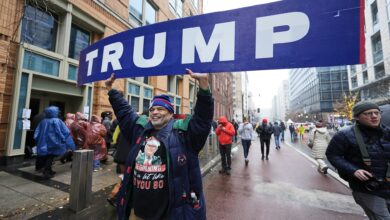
[256,118,274,160]
[105,69,213,220]
[326,101,390,219]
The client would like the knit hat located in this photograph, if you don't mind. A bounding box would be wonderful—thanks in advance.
[262,118,268,123]
[149,94,174,113]
[352,101,380,117]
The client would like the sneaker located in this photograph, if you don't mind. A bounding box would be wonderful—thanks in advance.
[42,171,54,179]
[245,159,249,166]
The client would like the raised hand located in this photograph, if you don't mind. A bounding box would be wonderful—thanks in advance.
[105,73,116,91]
[186,69,209,90]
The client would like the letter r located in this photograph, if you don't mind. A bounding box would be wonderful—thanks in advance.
[256,12,310,59]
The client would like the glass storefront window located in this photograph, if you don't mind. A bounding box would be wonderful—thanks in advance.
[14,73,29,150]
[331,82,341,90]
[131,96,140,112]
[21,5,57,51]
[169,0,183,17]
[145,2,156,25]
[23,51,60,76]
[130,0,143,24]
[69,25,90,60]
[68,65,78,81]
[143,98,150,115]
[144,88,152,98]
[128,83,140,95]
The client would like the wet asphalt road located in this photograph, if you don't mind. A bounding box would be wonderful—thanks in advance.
[203,136,364,220]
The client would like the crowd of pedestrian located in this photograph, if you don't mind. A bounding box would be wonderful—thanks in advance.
[33,75,390,220]
[33,108,114,178]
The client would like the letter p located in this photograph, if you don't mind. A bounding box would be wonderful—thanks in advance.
[256,12,310,59]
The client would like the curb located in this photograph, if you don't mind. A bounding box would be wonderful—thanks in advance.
[200,142,240,177]
[284,141,349,187]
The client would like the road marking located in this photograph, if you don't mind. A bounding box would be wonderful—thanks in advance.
[284,142,349,187]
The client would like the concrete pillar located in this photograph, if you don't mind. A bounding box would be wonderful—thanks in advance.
[69,149,94,212]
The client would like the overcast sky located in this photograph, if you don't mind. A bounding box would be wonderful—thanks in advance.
[204,0,289,109]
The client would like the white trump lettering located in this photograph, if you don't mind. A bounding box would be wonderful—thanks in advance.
[256,12,310,59]
[133,32,167,68]
[181,21,235,64]
[86,49,98,76]
[101,42,124,72]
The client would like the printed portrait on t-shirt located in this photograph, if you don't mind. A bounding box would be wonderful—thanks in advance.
[136,136,162,165]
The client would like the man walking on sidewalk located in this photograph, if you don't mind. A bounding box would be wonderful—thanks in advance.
[256,118,273,160]
[326,101,390,219]
[238,117,254,166]
[273,122,282,150]
[216,116,236,175]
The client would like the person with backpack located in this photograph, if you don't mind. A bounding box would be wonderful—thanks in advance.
[273,122,282,150]
[256,118,274,160]
[105,69,213,220]
[280,121,286,141]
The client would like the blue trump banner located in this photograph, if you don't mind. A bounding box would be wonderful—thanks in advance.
[77,0,364,85]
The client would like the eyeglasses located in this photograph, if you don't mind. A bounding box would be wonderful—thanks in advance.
[361,111,381,117]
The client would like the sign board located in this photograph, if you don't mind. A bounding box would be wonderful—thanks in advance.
[77,0,364,85]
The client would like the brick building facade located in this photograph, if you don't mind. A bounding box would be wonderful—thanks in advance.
[0,0,204,165]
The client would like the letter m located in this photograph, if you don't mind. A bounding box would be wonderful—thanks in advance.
[182,21,235,64]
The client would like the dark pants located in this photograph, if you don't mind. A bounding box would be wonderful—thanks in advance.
[241,139,251,159]
[281,130,285,141]
[35,156,45,171]
[260,139,270,156]
[219,144,232,170]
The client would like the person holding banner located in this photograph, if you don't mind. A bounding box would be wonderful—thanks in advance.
[105,69,213,220]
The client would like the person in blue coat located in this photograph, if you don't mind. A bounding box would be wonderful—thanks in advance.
[34,106,75,179]
[105,69,213,220]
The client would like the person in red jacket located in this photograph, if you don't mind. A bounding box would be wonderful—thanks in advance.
[215,116,236,175]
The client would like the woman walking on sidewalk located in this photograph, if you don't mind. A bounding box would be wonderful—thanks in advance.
[308,120,331,174]
[238,117,254,166]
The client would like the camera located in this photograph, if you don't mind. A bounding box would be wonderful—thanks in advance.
[364,177,385,192]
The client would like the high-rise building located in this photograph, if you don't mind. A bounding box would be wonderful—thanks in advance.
[348,0,390,104]
[273,80,289,122]
[0,0,203,165]
[289,66,350,122]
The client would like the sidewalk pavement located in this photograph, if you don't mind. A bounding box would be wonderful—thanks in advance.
[0,137,363,219]
[0,137,224,220]
[203,137,365,220]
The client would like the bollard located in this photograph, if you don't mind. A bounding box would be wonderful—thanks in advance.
[69,149,94,212]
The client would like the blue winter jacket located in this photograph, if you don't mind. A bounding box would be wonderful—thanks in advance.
[108,88,213,220]
[34,106,74,156]
[326,123,390,198]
